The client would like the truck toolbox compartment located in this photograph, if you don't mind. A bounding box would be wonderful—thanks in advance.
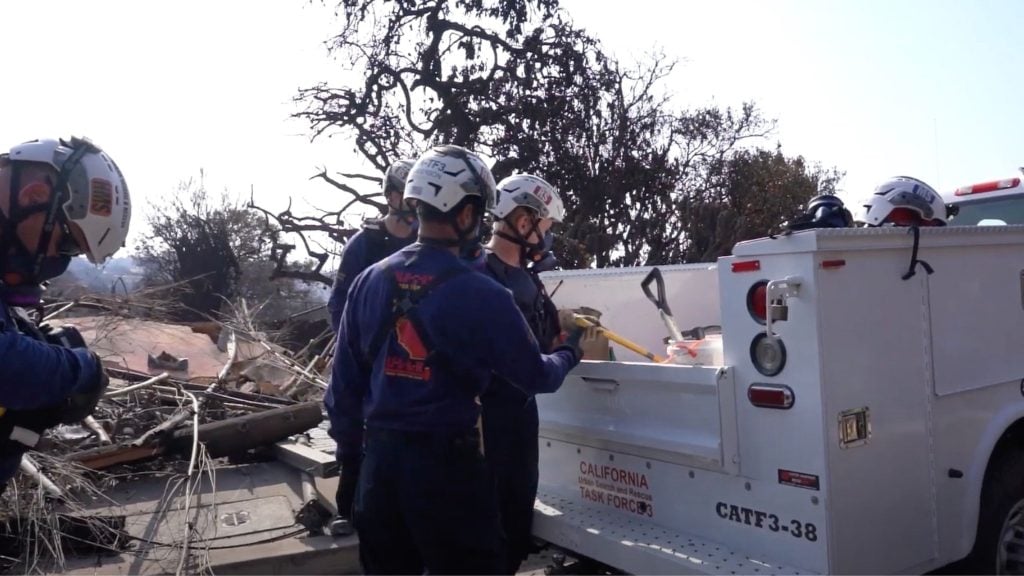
[539,362,737,473]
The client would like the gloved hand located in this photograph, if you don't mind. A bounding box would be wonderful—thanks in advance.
[557,307,602,332]
[335,456,360,518]
[331,455,361,537]
[559,323,587,363]
[41,324,87,349]
[60,351,109,424]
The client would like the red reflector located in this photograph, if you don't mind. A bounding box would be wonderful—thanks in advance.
[732,260,761,273]
[954,177,1021,196]
[747,282,768,324]
[747,384,794,409]
[821,259,846,269]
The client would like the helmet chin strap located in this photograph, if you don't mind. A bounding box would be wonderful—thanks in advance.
[386,195,417,226]
[494,215,545,263]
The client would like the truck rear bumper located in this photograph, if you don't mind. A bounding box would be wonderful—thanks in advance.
[533,490,812,575]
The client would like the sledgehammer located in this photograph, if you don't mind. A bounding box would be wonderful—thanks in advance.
[572,314,666,363]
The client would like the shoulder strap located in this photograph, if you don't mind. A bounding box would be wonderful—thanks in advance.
[523,268,560,353]
[365,259,472,366]
[483,252,510,285]
[360,224,391,263]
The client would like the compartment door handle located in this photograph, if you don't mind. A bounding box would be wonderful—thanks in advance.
[581,377,619,392]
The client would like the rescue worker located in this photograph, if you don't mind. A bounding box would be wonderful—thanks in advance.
[327,158,417,333]
[478,173,565,574]
[325,157,418,537]
[325,144,585,575]
[0,136,128,490]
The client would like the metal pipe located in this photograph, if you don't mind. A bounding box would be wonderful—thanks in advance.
[104,372,171,397]
[20,455,65,500]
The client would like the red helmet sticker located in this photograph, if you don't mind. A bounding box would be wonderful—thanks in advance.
[90,178,113,217]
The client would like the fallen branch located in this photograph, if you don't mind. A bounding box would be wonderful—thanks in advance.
[149,385,285,411]
[82,416,111,445]
[66,401,324,470]
[130,332,238,448]
[103,373,170,398]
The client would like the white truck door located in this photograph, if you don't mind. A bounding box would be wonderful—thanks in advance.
[814,245,938,573]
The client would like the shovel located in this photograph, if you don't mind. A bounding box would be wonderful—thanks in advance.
[641,267,685,343]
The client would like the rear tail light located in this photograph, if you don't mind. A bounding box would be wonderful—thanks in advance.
[954,177,1020,196]
[746,281,768,324]
[748,384,795,409]
[751,333,786,377]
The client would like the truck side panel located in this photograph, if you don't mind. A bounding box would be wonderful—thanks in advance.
[816,249,938,573]
[536,438,827,574]
[925,243,1024,395]
[924,240,1024,561]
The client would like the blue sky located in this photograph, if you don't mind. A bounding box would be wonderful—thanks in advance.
[1,0,1022,253]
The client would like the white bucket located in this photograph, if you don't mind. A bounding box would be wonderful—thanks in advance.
[666,334,724,366]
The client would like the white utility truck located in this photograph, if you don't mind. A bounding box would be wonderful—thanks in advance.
[946,171,1024,226]
[533,224,1024,574]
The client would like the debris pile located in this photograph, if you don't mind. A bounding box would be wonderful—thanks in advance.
[0,297,340,575]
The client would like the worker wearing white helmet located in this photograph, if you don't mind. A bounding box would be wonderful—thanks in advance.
[327,158,418,336]
[479,173,567,573]
[0,136,125,492]
[327,158,419,537]
[325,145,584,574]
[490,173,565,268]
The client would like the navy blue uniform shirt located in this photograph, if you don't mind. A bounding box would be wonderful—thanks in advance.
[0,299,98,485]
[327,223,416,333]
[325,243,579,461]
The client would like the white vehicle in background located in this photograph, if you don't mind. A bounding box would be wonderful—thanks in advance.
[945,169,1024,226]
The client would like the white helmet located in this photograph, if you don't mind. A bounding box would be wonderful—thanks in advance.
[404,145,496,213]
[492,174,565,223]
[7,137,131,263]
[857,176,947,227]
[383,159,416,196]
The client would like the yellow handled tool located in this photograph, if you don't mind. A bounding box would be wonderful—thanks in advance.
[573,314,666,363]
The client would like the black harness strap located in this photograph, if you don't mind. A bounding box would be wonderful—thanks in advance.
[902,225,935,281]
[365,259,471,369]
[485,252,560,352]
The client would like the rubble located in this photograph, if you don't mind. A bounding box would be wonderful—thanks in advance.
[0,299,347,575]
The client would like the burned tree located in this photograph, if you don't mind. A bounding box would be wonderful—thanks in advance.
[259,0,842,273]
[256,0,614,278]
[137,176,324,321]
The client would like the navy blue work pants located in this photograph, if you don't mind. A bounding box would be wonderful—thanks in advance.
[482,393,540,575]
[353,427,506,575]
